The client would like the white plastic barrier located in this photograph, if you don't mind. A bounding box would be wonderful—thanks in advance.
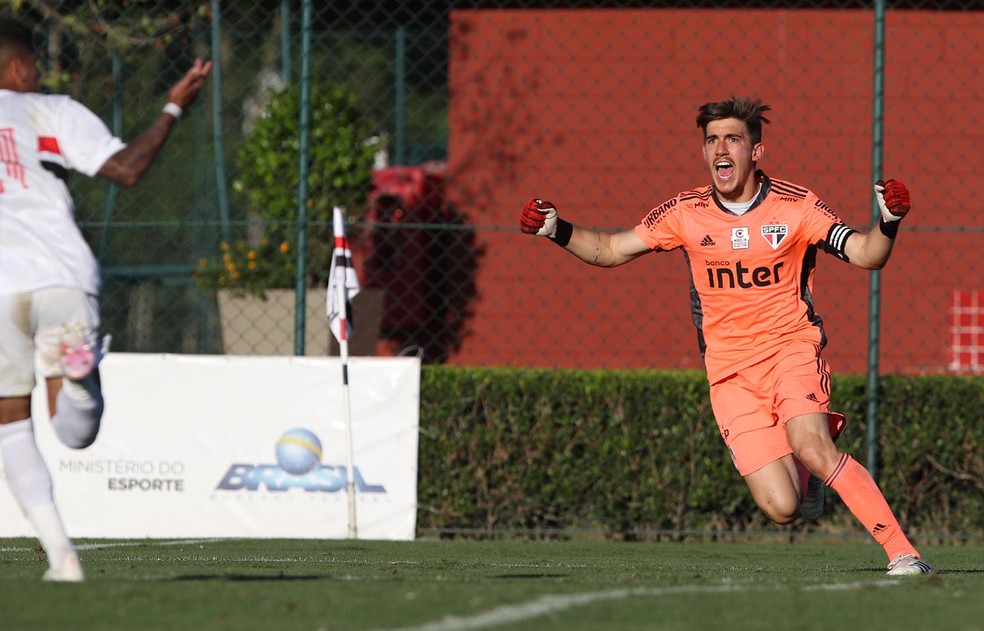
[0,354,420,540]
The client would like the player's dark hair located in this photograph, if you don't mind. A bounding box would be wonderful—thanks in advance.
[696,97,771,145]
[0,18,36,56]
[0,18,35,79]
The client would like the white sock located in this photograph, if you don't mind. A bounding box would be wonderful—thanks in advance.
[52,377,103,449]
[0,419,75,568]
[26,504,76,569]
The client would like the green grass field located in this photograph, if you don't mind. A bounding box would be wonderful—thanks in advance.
[1,538,980,630]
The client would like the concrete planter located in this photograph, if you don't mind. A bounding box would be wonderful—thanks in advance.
[217,288,381,356]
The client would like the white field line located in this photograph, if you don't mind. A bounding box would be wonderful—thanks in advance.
[0,539,221,553]
[77,539,222,551]
[370,580,902,631]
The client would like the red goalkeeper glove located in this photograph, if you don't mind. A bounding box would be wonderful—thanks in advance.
[519,197,558,237]
[875,179,910,222]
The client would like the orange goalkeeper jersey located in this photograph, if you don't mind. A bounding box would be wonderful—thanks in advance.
[634,171,853,384]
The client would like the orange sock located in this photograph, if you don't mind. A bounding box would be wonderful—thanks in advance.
[824,453,919,561]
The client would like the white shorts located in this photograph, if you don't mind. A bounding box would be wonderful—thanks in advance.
[0,288,100,397]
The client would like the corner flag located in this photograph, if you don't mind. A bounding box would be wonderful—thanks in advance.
[327,206,361,343]
[327,206,361,538]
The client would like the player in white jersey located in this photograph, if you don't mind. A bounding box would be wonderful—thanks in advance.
[0,18,211,581]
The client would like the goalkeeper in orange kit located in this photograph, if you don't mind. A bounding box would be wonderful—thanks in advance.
[520,96,932,576]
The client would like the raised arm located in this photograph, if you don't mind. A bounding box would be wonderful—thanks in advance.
[519,197,652,267]
[97,58,213,188]
[842,179,911,270]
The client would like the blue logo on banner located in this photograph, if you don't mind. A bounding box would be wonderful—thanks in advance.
[215,428,386,493]
[275,428,323,475]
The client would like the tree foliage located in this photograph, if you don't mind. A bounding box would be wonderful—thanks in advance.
[223,84,383,292]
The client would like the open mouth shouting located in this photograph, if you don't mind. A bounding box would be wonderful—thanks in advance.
[716,160,735,181]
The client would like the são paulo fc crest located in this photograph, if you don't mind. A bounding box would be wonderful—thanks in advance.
[761,224,788,250]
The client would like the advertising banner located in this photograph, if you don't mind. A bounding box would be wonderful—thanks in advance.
[0,354,420,540]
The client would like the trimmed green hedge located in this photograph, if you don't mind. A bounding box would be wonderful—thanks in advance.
[417,366,983,540]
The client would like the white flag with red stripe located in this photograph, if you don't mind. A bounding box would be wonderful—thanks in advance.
[327,206,360,344]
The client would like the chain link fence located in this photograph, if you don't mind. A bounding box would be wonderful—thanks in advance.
[2,1,981,375]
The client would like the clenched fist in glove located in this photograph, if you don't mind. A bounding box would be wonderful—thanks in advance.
[875,179,910,221]
[520,197,558,237]
[874,179,910,238]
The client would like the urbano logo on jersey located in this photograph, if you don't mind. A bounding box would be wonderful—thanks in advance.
[215,428,386,494]
[814,199,839,221]
[642,198,677,229]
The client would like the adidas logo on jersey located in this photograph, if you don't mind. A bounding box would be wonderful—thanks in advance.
[700,235,715,247]
[806,393,819,402]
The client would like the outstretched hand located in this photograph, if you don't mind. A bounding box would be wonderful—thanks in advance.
[519,197,558,238]
[167,58,213,110]
[875,179,910,222]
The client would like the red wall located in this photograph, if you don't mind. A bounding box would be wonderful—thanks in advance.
[444,8,983,374]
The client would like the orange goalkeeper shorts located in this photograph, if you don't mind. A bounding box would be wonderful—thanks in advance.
[708,340,842,476]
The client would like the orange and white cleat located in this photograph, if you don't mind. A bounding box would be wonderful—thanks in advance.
[43,552,85,582]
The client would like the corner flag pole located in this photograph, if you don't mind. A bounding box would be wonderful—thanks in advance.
[337,275,356,540]
[328,206,360,539]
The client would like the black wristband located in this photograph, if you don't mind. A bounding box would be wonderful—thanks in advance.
[551,219,573,247]
[878,219,900,239]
